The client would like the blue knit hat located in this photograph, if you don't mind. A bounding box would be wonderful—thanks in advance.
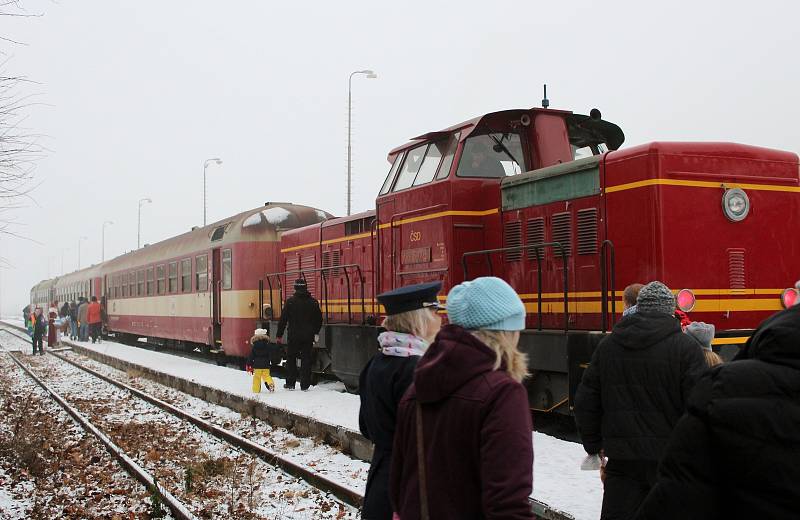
[446,277,526,331]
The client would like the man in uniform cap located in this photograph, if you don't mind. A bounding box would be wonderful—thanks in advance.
[276,278,323,391]
[358,281,443,520]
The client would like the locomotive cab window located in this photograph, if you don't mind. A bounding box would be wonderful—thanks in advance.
[180,258,191,292]
[393,144,427,191]
[221,249,232,290]
[456,132,524,178]
[379,153,403,195]
[196,255,208,292]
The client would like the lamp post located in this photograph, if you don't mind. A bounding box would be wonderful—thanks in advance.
[347,69,377,216]
[203,158,223,226]
[77,236,87,270]
[138,198,152,249]
[102,221,114,261]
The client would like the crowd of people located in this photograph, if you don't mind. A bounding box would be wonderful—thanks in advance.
[22,296,105,354]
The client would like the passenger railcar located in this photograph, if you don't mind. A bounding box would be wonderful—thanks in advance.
[267,105,800,411]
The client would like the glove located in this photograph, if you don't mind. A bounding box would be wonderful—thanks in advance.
[245,364,253,374]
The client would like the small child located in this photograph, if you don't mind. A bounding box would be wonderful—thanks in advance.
[247,328,277,393]
[685,321,723,367]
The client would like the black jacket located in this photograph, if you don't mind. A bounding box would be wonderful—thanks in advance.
[247,337,279,369]
[636,305,800,519]
[276,289,322,343]
[59,302,69,318]
[32,314,46,335]
[574,312,705,460]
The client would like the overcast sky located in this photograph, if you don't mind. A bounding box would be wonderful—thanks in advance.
[2,0,799,314]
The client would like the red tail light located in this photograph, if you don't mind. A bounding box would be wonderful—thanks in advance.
[780,288,798,309]
[676,289,696,312]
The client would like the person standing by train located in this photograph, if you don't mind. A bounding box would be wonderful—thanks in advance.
[390,277,534,520]
[68,300,78,340]
[622,283,643,317]
[247,328,277,393]
[87,296,102,344]
[574,281,706,520]
[77,297,89,342]
[358,281,443,520]
[31,306,46,355]
[275,279,323,391]
[47,302,58,348]
[684,321,723,368]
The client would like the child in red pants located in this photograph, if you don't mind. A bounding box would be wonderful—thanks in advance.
[247,328,277,393]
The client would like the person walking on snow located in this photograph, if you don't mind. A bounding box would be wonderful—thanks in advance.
[87,296,102,343]
[247,328,278,393]
[31,306,46,355]
[574,281,705,520]
[636,303,800,519]
[390,277,535,520]
[358,281,443,520]
[275,278,322,391]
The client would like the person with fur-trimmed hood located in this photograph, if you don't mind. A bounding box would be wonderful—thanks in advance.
[247,328,278,393]
[636,303,800,519]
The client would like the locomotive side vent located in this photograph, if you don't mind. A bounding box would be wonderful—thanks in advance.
[551,212,573,257]
[526,217,545,260]
[322,249,342,276]
[577,208,598,255]
[728,248,746,290]
[300,254,316,296]
[504,221,523,262]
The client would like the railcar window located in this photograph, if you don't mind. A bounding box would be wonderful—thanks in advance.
[180,259,191,292]
[456,132,524,178]
[196,255,208,292]
[168,262,178,293]
[393,144,427,191]
[147,267,155,295]
[122,274,127,297]
[222,249,232,290]
[137,270,145,296]
[379,153,403,195]
[157,264,166,294]
[129,273,135,297]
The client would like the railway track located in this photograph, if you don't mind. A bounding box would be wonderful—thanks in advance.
[0,326,361,519]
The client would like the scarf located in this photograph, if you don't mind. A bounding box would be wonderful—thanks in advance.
[378,331,428,358]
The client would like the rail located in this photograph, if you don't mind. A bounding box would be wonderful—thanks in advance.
[462,241,570,332]
[263,263,367,325]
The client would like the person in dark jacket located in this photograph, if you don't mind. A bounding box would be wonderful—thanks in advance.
[391,277,534,520]
[68,301,78,340]
[247,328,278,393]
[636,304,800,519]
[31,306,46,355]
[22,304,30,332]
[574,281,705,520]
[276,279,323,391]
[358,281,443,520]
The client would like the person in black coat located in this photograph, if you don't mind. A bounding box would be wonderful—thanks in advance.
[247,328,279,393]
[358,281,442,520]
[30,306,46,355]
[276,278,323,391]
[574,281,706,520]
[636,303,800,519]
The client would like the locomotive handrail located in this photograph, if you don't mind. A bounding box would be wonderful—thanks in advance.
[461,241,570,333]
[389,204,446,289]
[599,240,617,332]
[263,263,367,325]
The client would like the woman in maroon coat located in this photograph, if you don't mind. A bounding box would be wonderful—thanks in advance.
[390,277,534,520]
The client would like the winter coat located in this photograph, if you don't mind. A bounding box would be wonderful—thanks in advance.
[69,303,77,321]
[359,351,420,520]
[276,289,322,343]
[87,302,102,324]
[31,313,46,336]
[574,312,705,461]
[59,302,69,318]
[390,325,534,520]
[77,302,88,324]
[247,336,278,369]
[636,305,800,519]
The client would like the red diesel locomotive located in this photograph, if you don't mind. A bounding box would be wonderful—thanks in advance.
[32,103,800,414]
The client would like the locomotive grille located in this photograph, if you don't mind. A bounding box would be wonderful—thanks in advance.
[301,254,316,296]
[526,217,545,260]
[728,249,746,290]
[551,212,572,257]
[322,249,342,276]
[504,220,523,262]
[577,208,598,255]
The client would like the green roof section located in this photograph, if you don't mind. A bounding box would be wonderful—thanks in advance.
[501,155,601,209]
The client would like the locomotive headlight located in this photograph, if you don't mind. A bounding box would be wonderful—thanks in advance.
[722,188,750,222]
[780,288,799,309]
[676,289,696,312]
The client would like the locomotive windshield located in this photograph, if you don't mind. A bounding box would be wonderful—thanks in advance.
[456,132,524,178]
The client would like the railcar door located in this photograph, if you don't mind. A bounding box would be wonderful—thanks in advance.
[211,247,222,348]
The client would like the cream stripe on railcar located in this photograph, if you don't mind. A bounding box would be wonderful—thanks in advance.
[108,290,263,320]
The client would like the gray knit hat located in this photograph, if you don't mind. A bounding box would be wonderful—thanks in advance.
[685,321,715,350]
[636,281,675,315]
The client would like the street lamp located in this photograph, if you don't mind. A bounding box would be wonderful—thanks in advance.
[347,69,377,216]
[203,157,223,226]
[102,221,114,262]
[77,236,87,270]
[138,198,152,249]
